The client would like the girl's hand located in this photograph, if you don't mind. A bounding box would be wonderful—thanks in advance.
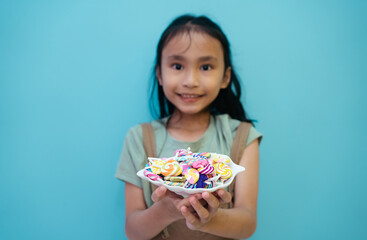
[180,189,232,231]
[151,186,196,221]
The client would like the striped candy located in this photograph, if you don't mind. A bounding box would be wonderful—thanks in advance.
[144,169,161,181]
[161,160,182,177]
[214,163,232,179]
[164,181,185,187]
[198,164,215,174]
[193,152,211,158]
[150,159,164,174]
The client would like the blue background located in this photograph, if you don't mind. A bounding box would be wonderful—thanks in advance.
[1,0,366,239]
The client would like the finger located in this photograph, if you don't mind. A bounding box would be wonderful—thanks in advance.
[180,206,200,230]
[151,186,167,203]
[189,196,210,222]
[216,189,232,204]
[202,191,219,210]
[194,193,203,200]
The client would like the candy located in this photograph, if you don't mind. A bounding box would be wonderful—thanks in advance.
[144,169,161,181]
[191,159,209,169]
[174,148,192,157]
[185,168,200,184]
[214,163,232,179]
[196,174,208,188]
[161,160,182,177]
[185,183,197,189]
[180,162,190,175]
[142,150,235,190]
[198,164,215,174]
[165,176,186,182]
[204,181,215,188]
[216,179,225,185]
[212,157,230,164]
[193,152,211,158]
[150,159,165,174]
[176,156,190,162]
[164,181,185,187]
[185,158,197,167]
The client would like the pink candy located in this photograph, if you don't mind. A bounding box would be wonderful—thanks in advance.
[174,148,192,157]
[198,164,215,174]
[180,163,190,175]
[191,159,209,169]
[185,168,199,184]
[144,169,161,181]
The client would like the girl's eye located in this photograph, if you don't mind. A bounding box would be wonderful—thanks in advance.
[201,65,212,71]
[172,64,183,70]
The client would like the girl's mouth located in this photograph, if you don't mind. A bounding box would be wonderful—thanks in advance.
[178,93,203,103]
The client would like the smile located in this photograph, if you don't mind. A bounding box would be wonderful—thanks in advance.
[177,93,203,103]
[179,94,202,98]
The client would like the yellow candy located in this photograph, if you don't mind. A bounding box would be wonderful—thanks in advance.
[185,168,199,184]
[214,163,232,179]
[212,157,230,164]
[151,160,164,174]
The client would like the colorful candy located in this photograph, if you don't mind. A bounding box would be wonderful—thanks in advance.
[164,181,185,187]
[198,164,215,174]
[196,174,208,188]
[143,169,161,181]
[161,160,182,177]
[174,148,192,157]
[185,168,200,184]
[204,181,215,188]
[165,176,186,182]
[150,159,165,174]
[191,159,209,169]
[212,157,230,164]
[143,148,234,190]
[193,152,211,158]
[214,162,232,179]
[180,162,190,175]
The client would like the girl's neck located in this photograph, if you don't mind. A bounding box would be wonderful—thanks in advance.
[166,111,211,142]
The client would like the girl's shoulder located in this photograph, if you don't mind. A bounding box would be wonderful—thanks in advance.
[124,118,167,142]
[214,114,262,146]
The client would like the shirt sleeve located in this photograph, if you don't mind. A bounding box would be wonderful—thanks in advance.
[246,126,263,146]
[115,126,146,188]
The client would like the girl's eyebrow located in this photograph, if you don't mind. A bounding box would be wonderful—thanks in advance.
[198,56,218,62]
[167,55,218,62]
[167,55,186,61]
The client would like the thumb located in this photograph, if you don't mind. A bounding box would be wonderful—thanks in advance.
[151,186,167,203]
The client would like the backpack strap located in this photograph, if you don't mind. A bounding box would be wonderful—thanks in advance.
[141,123,170,239]
[228,122,252,208]
[141,123,157,158]
[141,123,159,194]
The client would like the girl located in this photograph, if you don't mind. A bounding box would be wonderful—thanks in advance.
[116,14,262,240]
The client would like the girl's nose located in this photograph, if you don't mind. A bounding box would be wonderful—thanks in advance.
[182,69,199,88]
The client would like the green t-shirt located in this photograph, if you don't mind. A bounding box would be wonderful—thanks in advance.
[115,114,262,207]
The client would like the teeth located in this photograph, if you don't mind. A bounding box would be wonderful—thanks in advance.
[181,94,199,98]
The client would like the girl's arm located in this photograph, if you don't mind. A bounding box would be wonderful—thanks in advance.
[180,139,260,239]
[125,183,192,240]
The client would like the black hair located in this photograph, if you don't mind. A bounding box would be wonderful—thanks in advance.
[149,14,253,123]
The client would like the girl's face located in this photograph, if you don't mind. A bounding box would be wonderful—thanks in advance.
[157,32,231,117]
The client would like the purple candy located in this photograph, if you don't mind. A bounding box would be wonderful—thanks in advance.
[195,174,208,188]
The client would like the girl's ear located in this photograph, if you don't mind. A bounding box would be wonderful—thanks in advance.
[156,67,163,86]
[220,67,231,89]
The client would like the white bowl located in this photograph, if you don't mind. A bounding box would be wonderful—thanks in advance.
[136,153,245,197]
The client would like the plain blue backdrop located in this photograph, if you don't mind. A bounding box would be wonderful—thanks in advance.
[1,0,366,239]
